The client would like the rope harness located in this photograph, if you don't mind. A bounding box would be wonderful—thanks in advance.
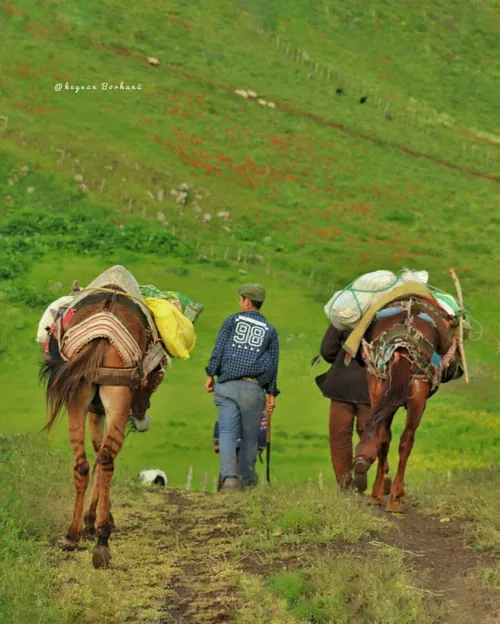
[362,299,459,392]
[47,287,168,390]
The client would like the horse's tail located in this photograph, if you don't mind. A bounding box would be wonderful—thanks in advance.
[40,339,108,432]
[370,350,411,433]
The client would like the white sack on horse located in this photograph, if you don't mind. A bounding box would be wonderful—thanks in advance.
[324,270,400,330]
[324,268,464,331]
[36,295,75,343]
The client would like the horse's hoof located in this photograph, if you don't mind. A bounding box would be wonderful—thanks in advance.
[386,500,404,514]
[352,458,370,493]
[82,527,95,541]
[92,545,111,569]
[369,496,385,506]
[383,475,392,496]
[62,532,81,550]
[62,539,79,551]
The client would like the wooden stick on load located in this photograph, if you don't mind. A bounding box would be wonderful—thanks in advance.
[449,268,470,383]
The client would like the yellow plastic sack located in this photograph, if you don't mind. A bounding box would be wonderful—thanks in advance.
[143,297,196,359]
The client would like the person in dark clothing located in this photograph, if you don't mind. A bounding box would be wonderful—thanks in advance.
[315,324,387,491]
[205,284,279,492]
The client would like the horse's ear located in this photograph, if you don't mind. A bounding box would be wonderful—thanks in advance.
[71,280,81,294]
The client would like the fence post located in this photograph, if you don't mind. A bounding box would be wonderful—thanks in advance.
[307,271,314,288]
[201,472,208,493]
[186,466,193,491]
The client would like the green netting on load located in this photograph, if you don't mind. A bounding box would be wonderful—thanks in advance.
[139,285,204,324]
[326,271,470,328]
[327,276,401,319]
[427,285,470,327]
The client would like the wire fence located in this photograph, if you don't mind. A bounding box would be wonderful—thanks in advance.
[248,24,498,173]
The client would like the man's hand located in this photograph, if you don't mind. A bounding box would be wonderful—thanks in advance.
[205,376,215,393]
[265,394,276,417]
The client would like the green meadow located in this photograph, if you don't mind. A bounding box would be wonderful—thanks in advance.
[0,1,499,621]
[0,0,499,487]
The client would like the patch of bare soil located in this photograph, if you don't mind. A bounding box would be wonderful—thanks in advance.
[386,506,500,624]
[159,490,241,623]
[156,490,498,624]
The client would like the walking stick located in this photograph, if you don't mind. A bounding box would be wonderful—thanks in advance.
[449,268,470,384]
[266,410,272,484]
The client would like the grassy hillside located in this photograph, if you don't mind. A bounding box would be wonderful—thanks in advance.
[1,435,498,624]
[1,1,499,622]
[1,0,499,293]
[1,0,499,485]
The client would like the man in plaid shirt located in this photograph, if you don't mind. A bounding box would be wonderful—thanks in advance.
[205,284,279,491]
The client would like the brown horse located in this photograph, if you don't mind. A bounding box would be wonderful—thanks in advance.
[350,298,461,512]
[40,284,165,568]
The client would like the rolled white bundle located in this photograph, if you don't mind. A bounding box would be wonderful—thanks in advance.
[36,295,75,343]
[138,470,168,487]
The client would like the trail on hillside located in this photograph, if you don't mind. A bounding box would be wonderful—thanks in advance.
[157,491,499,624]
[166,67,500,186]
[382,506,500,624]
[60,489,498,624]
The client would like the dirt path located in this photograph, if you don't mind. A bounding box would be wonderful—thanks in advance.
[385,506,500,624]
[155,490,499,624]
[56,489,498,623]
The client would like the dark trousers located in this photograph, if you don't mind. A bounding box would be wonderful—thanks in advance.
[329,401,371,488]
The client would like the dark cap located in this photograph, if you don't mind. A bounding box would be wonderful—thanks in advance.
[238,283,266,303]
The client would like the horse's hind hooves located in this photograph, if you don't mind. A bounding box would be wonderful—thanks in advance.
[368,496,385,506]
[62,542,78,551]
[82,528,96,541]
[62,538,85,552]
[386,501,404,514]
[352,457,370,493]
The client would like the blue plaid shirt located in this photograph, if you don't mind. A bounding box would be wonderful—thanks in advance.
[206,311,280,396]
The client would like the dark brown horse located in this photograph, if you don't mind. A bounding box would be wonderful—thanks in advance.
[40,285,165,567]
[350,298,461,512]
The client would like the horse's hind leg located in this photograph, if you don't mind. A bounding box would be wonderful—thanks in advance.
[82,411,104,540]
[92,385,132,569]
[63,384,94,550]
[352,377,389,492]
[387,380,429,513]
[370,416,394,505]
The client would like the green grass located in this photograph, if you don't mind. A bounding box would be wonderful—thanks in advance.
[411,468,500,553]
[0,1,499,620]
[0,436,497,624]
[239,484,388,550]
[261,551,434,624]
[1,0,500,294]
[0,435,80,624]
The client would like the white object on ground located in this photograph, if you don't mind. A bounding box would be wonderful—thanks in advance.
[138,469,168,487]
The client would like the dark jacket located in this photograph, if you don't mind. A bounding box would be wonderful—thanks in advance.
[315,325,370,405]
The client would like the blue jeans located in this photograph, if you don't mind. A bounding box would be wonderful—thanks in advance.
[214,380,266,485]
